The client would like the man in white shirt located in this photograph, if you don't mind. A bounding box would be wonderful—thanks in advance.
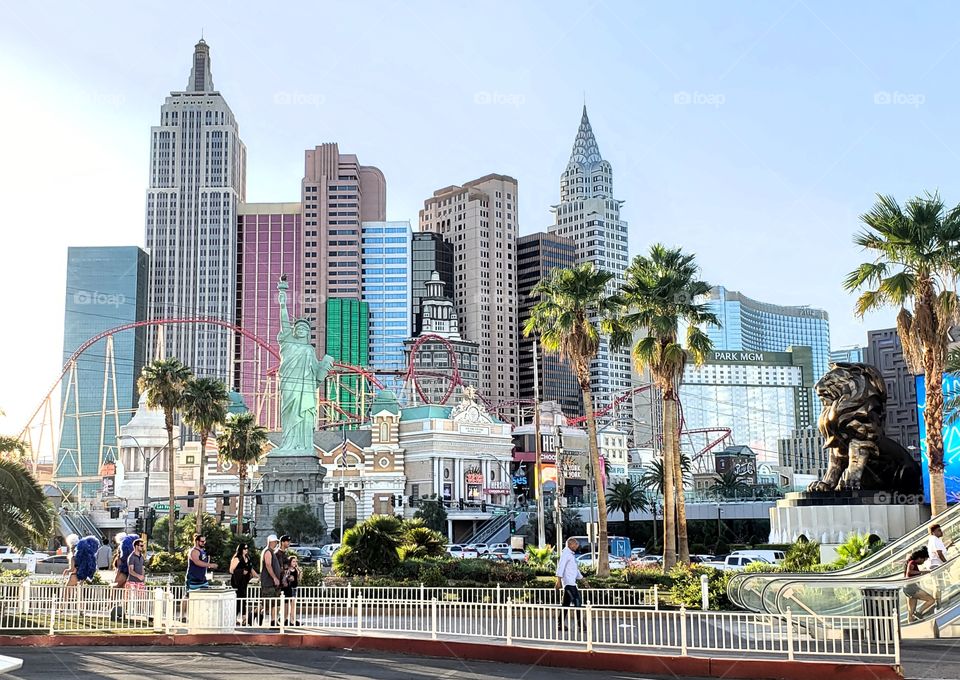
[555,537,585,631]
[928,524,949,568]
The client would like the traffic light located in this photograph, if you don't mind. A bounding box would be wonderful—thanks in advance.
[480,501,487,512]
[334,487,345,502]
[255,491,262,505]
[222,489,231,507]
[134,507,140,519]
[458,498,465,510]
[135,517,143,534]
[219,510,226,522]
[509,520,517,534]
[187,491,195,508]
[174,506,181,520]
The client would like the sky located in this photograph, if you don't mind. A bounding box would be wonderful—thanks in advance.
[1,0,958,434]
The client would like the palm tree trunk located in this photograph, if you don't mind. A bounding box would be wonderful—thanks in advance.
[926,358,947,516]
[651,505,658,553]
[670,395,690,564]
[661,391,677,569]
[237,463,247,536]
[624,509,631,546]
[166,415,176,551]
[196,434,207,535]
[582,383,610,577]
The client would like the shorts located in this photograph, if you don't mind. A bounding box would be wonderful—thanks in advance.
[904,584,921,598]
[282,586,297,598]
[186,579,209,595]
[125,581,145,591]
[261,582,278,598]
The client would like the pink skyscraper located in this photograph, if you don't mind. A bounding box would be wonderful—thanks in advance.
[236,202,302,427]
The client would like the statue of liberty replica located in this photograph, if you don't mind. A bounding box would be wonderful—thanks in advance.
[274,275,335,453]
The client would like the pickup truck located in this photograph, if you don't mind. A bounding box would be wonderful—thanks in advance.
[0,546,50,573]
[703,554,771,571]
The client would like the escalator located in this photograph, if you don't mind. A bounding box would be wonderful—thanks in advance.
[728,501,960,611]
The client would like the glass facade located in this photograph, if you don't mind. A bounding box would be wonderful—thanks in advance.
[362,221,412,392]
[679,349,814,465]
[59,247,149,498]
[236,204,302,427]
[410,232,453,335]
[325,298,370,421]
[516,232,582,418]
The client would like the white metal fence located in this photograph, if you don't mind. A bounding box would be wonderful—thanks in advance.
[0,582,899,664]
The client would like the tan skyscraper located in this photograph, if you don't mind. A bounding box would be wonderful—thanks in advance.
[301,143,386,347]
[419,174,519,414]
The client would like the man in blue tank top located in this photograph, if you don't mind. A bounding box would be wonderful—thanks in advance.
[182,534,218,621]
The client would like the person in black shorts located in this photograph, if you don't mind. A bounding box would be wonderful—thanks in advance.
[282,554,302,626]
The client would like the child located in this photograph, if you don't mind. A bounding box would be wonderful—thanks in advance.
[281,554,302,626]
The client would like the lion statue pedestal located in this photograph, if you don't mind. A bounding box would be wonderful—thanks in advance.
[769,363,927,560]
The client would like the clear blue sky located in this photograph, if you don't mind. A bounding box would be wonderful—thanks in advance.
[1,0,956,430]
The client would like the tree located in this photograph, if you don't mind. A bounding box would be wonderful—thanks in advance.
[524,262,622,577]
[712,469,750,499]
[0,436,26,463]
[152,511,232,568]
[413,494,447,533]
[180,377,230,535]
[0,459,54,549]
[400,525,447,559]
[273,504,325,544]
[218,412,269,535]
[138,358,193,550]
[610,245,718,567]
[522,507,586,547]
[333,515,404,576]
[638,455,692,497]
[845,192,960,516]
[605,481,647,541]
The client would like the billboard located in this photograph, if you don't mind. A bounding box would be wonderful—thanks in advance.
[915,374,960,504]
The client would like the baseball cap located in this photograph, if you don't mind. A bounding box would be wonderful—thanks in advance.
[279,535,291,542]
[266,534,278,544]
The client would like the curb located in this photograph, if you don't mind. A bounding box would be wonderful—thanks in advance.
[0,633,903,680]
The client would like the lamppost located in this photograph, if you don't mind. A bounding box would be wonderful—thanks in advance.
[532,339,546,549]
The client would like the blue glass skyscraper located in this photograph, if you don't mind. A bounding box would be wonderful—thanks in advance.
[362,221,412,392]
[58,246,149,499]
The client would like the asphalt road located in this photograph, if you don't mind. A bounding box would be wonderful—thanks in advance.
[0,646,694,680]
[901,640,960,680]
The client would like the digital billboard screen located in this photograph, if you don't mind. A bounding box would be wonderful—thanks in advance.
[915,374,960,504]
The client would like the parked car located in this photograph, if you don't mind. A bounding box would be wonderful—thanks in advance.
[488,546,526,562]
[446,544,479,559]
[630,547,646,559]
[318,543,341,566]
[488,543,510,552]
[0,546,49,573]
[729,550,784,565]
[689,554,716,564]
[635,555,663,568]
[704,554,771,571]
[294,546,323,566]
[466,543,489,555]
[480,552,508,562]
[576,553,627,570]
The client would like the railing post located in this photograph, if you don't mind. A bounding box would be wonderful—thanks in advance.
[585,603,593,652]
[653,584,659,611]
[356,595,363,636]
[279,593,286,634]
[496,583,501,604]
[164,591,173,633]
[505,598,514,645]
[152,588,164,632]
[20,579,30,615]
[48,596,57,636]
[420,582,425,603]
[786,607,794,661]
[431,597,438,640]
[893,607,902,667]
[700,574,710,611]
[347,581,352,604]
[680,606,688,657]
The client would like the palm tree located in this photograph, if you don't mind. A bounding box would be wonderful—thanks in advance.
[181,377,230,534]
[845,192,960,516]
[218,412,269,535]
[334,515,404,576]
[400,525,447,559]
[0,436,25,463]
[138,358,192,549]
[605,480,647,542]
[610,245,718,567]
[712,469,750,499]
[638,454,692,497]
[524,263,623,577]
[0,459,54,549]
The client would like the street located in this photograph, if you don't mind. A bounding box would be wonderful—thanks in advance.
[0,646,694,680]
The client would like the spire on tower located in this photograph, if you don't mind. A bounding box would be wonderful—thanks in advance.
[186,38,215,92]
[568,106,602,166]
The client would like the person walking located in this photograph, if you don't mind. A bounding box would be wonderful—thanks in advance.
[260,535,282,626]
[230,542,258,625]
[555,537,586,632]
[904,548,936,623]
[126,539,147,618]
[282,554,302,626]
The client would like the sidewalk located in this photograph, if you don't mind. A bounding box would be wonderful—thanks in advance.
[901,640,960,680]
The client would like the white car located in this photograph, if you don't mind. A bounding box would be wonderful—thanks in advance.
[634,555,663,568]
[446,544,479,559]
[318,543,341,566]
[466,543,489,554]
[0,546,49,573]
[488,543,510,552]
[488,547,526,562]
[704,555,771,571]
[576,553,627,570]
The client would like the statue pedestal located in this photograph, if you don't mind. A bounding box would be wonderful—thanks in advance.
[769,491,929,560]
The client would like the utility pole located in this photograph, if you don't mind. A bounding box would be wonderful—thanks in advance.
[533,339,546,549]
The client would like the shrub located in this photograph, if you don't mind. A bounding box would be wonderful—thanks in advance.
[0,569,31,583]
[669,564,732,610]
[149,550,187,574]
[420,564,447,587]
[334,516,404,576]
[525,546,557,575]
[832,534,883,569]
[400,526,447,560]
[782,540,820,571]
[300,566,323,587]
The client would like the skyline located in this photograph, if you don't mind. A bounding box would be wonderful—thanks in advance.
[5,1,956,430]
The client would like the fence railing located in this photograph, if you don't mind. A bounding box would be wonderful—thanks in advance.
[0,583,899,663]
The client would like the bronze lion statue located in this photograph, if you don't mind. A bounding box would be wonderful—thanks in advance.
[807,362,921,494]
